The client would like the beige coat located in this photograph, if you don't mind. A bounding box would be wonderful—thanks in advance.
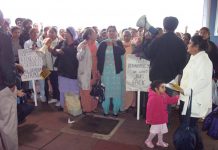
[77,42,93,90]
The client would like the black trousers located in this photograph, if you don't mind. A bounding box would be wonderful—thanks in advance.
[45,71,60,101]
[179,101,204,150]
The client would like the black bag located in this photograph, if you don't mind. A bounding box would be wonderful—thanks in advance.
[207,113,218,140]
[203,107,218,140]
[90,80,105,103]
[202,107,218,131]
[173,90,200,150]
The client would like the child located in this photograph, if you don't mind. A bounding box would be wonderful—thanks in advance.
[145,80,179,148]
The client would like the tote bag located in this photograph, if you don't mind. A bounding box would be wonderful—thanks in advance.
[64,92,82,116]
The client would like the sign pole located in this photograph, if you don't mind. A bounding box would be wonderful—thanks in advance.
[137,90,141,120]
[32,80,38,106]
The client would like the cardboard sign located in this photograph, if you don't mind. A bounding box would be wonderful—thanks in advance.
[126,54,151,91]
[18,49,43,81]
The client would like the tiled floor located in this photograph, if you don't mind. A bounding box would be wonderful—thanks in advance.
[18,103,218,150]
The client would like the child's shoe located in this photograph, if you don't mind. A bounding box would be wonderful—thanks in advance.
[145,140,154,148]
[156,141,169,148]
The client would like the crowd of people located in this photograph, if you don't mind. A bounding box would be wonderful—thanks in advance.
[0,8,218,150]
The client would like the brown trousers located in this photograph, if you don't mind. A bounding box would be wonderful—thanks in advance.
[0,87,18,150]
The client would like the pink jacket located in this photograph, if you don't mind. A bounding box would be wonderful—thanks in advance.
[146,88,179,125]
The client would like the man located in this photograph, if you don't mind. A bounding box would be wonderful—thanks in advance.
[136,16,187,120]
[11,26,22,63]
[24,28,46,102]
[0,10,18,150]
[199,27,218,79]
[143,16,187,83]
[19,19,32,48]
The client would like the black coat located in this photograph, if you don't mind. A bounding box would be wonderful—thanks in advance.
[145,32,187,83]
[97,40,125,75]
[206,40,218,78]
[53,41,79,79]
[0,29,16,90]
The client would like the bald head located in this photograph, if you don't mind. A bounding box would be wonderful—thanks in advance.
[0,9,4,25]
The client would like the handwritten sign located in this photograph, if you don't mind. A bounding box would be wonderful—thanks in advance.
[126,54,151,91]
[18,49,43,81]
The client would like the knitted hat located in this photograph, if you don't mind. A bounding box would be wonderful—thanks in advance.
[66,26,78,40]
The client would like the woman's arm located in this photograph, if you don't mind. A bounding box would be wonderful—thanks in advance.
[115,40,125,55]
[51,41,64,56]
[77,41,87,61]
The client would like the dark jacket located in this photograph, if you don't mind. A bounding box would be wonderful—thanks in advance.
[0,29,16,90]
[19,30,30,48]
[206,40,218,78]
[97,40,125,75]
[145,32,187,83]
[53,40,79,79]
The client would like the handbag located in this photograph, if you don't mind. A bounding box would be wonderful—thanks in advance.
[202,107,218,140]
[64,92,82,116]
[202,107,218,131]
[90,80,105,103]
[173,90,200,150]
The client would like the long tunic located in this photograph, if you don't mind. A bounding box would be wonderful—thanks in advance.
[122,41,136,110]
[101,45,122,99]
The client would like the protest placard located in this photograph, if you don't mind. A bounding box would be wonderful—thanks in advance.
[18,49,43,81]
[126,54,151,91]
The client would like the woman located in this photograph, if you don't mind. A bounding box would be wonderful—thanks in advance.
[77,27,99,113]
[97,26,125,116]
[180,35,213,149]
[52,27,79,109]
[40,27,60,106]
[122,30,136,111]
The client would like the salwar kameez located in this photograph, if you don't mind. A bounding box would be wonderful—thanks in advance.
[101,45,122,115]
[80,43,98,112]
[58,76,80,108]
[122,42,136,110]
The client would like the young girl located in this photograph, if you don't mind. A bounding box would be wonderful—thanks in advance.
[145,80,179,148]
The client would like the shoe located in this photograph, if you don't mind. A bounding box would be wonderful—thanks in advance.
[103,113,109,117]
[113,114,118,117]
[48,99,58,104]
[55,101,61,107]
[145,140,154,148]
[40,96,46,102]
[156,142,169,148]
[58,107,63,111]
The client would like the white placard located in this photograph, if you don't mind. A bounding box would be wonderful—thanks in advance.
[18,49,43,81]
[126,54,151,91]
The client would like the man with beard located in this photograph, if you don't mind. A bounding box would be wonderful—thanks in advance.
[19,19,32,48]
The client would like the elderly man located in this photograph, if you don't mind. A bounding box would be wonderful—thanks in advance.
[0,10,18,150]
